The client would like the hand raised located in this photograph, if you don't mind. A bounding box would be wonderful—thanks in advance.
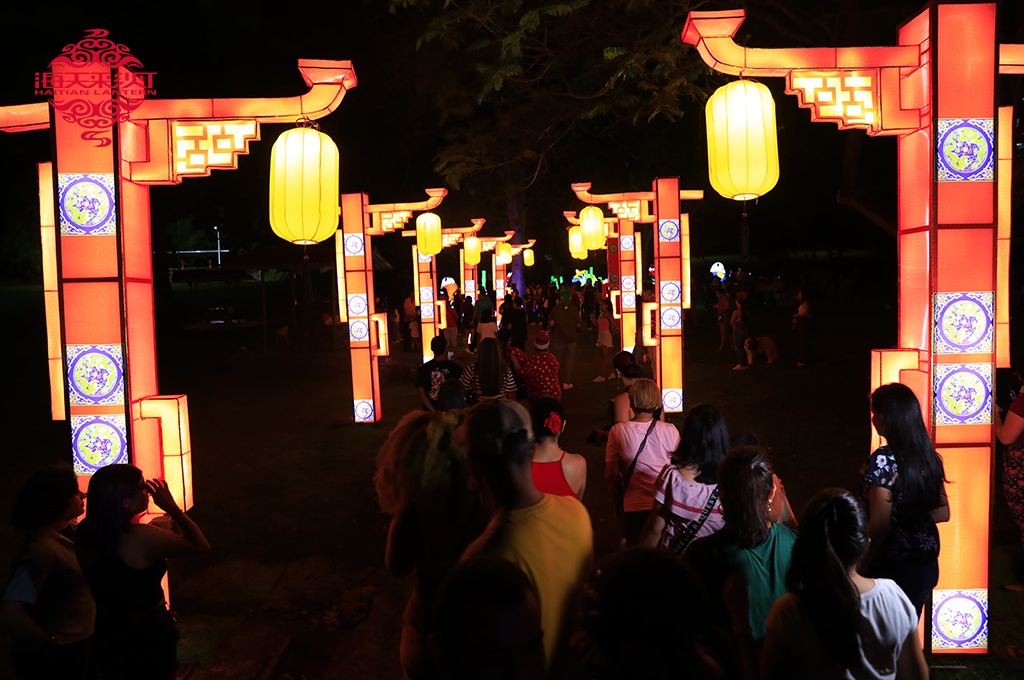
[145,479,180,515]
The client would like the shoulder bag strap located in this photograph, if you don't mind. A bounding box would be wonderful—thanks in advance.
[621,419,658,493]
[670,487,720,556]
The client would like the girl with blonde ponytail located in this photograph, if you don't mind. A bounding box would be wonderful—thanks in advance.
[762,489,928,680]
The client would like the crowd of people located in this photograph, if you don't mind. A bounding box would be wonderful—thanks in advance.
[9,270,1024,680]
[372,375,952,679]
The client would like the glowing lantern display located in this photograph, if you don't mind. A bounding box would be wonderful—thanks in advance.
[568,226,586,259]
[710,262,726,280]
[523,249,535,267]
[580,205,606,250]
[464,235,481,265]
[706,80,779,201]
[497,242,513,265]
[416,212,443,256]
[269,125,340,244]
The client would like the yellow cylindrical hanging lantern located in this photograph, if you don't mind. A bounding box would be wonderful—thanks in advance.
[496,242,512,265]
[464,235,481,265]
[269,126,340,245]
[568,226,585,259]
[416,212,442,256]
[706,80,779,201]
[580,205,605,250]
[523,249,535,267]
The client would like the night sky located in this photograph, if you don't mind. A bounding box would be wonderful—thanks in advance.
[0,0,1020,302]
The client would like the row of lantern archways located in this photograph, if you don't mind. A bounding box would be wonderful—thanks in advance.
[268,80,779,257]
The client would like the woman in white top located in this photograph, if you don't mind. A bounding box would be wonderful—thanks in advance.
[638,404,728,552]
[605,379,680,544]
[762,489,928,680]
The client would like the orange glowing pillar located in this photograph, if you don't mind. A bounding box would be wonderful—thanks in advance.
[413,245,440,364]
[338,193,383,422]
[652,178,685,413]
[493,253,507,319]
[927,2,997,653]
[996,105,1012,368]
[460,248,478,303]
[38,162,64,421]
[51,59,138,493]
[617,220,639,353]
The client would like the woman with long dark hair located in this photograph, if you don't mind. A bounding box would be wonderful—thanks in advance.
[638,404,728,552]
[762,489,928,680]
[460,336,517,402]
[76,464,210,680]
[863,383,949,617]
[0,467,94,680]
[685,446,797,672]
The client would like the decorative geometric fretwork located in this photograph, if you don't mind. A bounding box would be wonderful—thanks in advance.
[379,211,412,232]
[608,200,641,221]
[173,120,259,178]
[786,70,878,132]
[442,233,463,248]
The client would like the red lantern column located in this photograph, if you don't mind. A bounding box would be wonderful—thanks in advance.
[414,245,440,364]
[926,1,998,654]
[338,193,383,423]
[617,219,639,354]
[460,249,478,304]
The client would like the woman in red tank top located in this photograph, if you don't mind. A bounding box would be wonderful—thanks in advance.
[529,398,587,499]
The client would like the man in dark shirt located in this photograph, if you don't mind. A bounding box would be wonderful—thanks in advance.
[501,297,529,351]
[415,336,463,411]
[549,288,580,390]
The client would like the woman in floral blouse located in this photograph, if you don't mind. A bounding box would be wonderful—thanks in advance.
[862,383,949,617]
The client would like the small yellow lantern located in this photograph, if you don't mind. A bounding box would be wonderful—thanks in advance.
[580,205,605,250]
[497,242,512,265]
[464,235,481,265]
[706,80,779,201]
[523,249,535,267]
[269,125,340,245]
[416,212,442,256]
[568,226,586,259]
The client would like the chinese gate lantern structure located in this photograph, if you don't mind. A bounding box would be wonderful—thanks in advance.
[0,30,356,523]
[336,188,447,421]
[705,80,779,201]
[269,123,340,245]
[683,3,1024,652]
[573,181,703,413]
[403,219,486,364]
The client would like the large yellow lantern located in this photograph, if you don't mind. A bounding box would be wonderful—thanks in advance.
[497,242,512,265]
[523,249,535,267]
[706,80,779,201]
[580,205,605,250]
[269,126,340,245]
[464,235,481,265]
[568,226,586,259]
[416,212,443,256]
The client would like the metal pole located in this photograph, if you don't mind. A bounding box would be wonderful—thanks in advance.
[215,226,221,267]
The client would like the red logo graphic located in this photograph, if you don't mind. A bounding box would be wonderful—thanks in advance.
[34,30,156,146]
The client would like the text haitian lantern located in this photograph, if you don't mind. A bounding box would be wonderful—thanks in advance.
[580,205,606,250]
[706,80,779,201]
[497,242,513,265]
[464,235,481,265]
[568,226,586,259]
[269,126,340,244]
[416,212,443,256]
[523,249,535,267]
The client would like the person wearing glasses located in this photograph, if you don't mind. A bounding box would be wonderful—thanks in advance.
[76,465,210,680]
[1,466,94,680]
